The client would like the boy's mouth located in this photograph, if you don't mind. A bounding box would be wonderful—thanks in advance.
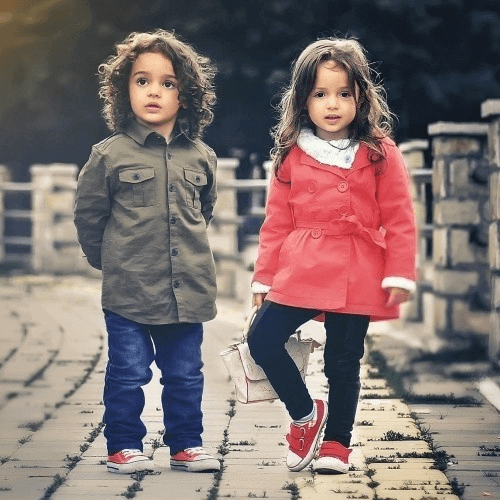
[146,103,161,110]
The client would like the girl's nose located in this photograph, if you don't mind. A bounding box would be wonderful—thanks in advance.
[327,96,338,109]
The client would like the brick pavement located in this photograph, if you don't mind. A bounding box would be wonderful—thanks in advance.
[0,275,463,499]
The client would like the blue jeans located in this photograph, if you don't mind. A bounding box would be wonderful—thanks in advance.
[103,310,204,455]
[248,301,369,447]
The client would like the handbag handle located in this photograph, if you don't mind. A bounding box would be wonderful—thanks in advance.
[242,305,259,341]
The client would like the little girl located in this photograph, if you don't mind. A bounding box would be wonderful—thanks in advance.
[248,37,416,474]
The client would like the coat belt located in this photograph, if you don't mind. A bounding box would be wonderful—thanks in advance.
[295,215,387,249]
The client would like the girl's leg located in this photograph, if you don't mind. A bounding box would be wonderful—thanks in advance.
[150,323,204,455]
[103,310,155,453]
[323,313,370,447]
[247,301,318,420]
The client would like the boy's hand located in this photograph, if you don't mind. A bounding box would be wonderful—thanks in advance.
[386,287,411,307]
[252,293,267,308]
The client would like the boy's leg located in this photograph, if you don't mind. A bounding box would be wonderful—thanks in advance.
[323,313,370,447]
[103,310,155,453]
[150,323,204,454]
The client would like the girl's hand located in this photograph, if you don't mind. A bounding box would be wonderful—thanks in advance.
[386,287,411,307]
[252,293,267,308]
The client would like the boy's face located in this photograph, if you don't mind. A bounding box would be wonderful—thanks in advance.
[128,52,183,140]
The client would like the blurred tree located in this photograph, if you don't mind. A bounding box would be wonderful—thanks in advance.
[0,0,499,179]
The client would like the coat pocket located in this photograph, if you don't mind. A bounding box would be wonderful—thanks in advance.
[184,168,207,209]
[118,167,156,207]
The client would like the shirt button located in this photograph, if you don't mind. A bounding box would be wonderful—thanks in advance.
[337,181,349,193]
[173,280,181,288]
[171,248,178,257]
[311,228,322,238]
[308,181,318,193]
[169,184,176,192]
[170,216,177,225]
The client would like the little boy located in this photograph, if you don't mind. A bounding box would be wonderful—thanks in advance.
[74,30,219,474]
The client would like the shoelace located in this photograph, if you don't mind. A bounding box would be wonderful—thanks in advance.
[120,449,144,457]
[184,446,208,455]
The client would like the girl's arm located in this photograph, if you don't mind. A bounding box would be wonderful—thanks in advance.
[376,141,417,296]
[252,155,295,289]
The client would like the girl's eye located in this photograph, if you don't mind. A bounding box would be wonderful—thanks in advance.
[340,91,352,98]
[136,78,148,86]
[314,91,325,98]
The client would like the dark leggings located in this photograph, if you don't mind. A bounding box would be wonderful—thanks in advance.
[247,301,369,447]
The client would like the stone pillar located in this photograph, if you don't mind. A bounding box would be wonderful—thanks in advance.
[429,122,490,352]
[30,164,86,273]
[399,140,432,325]
[0,165,11,262]
[482,99,500,362]
[207,158,241,298]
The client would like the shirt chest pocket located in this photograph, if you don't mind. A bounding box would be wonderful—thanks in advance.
[118,167,156,207]
[184,169,207,210]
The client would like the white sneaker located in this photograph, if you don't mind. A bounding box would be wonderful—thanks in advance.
[170,447,221,472]
[107,449,153,474]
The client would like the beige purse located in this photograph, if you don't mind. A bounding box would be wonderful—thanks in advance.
[220,306,317,404]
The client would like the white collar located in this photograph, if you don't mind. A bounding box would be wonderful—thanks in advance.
[297,128,359,169]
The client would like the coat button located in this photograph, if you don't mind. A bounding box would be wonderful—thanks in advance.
[170,216,177,225]
[195,175,201,183]
[311,228,322,238]
[169,184,176,192]
[337,181,348,192]
[308,181,318,193]
[171,248,178,256]
[167,152,172,160]
[173,280,181,288]
[338,205,349,216]
[132,173,141,181]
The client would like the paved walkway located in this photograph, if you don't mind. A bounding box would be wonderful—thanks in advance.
[0,274,495,499]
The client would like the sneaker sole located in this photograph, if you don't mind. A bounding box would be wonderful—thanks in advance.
[107,461,153,474]
[170,459,221,473]
[312,456,349,474]
[287,402,329,472]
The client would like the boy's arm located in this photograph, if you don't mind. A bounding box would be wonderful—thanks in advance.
[74,147,111,270]
[200,148,217,226]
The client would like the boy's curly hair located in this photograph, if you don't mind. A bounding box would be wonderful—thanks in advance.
[98,30,216,139]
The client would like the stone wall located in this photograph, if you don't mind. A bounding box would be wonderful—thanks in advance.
[428,122,491,351]
[483,100,500,361]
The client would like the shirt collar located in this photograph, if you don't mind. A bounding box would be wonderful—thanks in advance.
[123,119,189,146]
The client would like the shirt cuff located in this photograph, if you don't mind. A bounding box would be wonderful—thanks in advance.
[251,281,272,294]
[381,276,416,293]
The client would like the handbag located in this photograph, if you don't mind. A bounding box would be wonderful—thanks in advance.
[220,306,317,404]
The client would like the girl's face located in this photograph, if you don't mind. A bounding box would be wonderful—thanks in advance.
[128,51,184,140]
[306,61,356,141]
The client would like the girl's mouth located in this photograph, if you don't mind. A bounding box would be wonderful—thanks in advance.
[146,104,161,110]
[325,115,340,122]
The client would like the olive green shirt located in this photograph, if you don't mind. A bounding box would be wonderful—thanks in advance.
[74,120,217,324]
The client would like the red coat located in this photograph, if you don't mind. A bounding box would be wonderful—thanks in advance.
[253,138,416,321]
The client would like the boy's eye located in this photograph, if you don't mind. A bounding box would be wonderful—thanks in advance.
[163,80,177,89]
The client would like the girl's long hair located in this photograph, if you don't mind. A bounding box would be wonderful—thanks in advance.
[98,30,216,139]
[271,37,394,175]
